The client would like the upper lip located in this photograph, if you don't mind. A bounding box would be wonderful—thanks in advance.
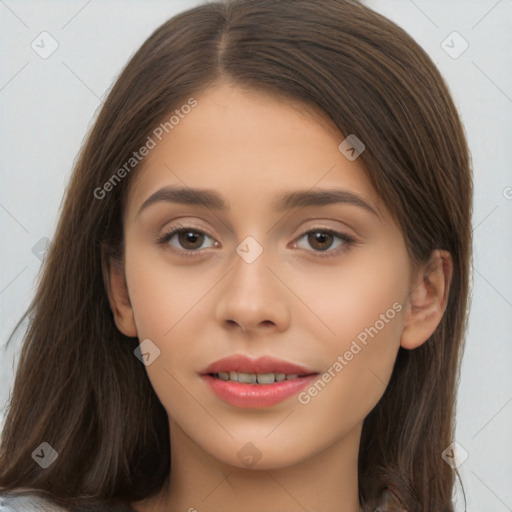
[201,355,318,376]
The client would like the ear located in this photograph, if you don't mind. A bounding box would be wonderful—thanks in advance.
[400,249,453,350]
[102,254,138,338]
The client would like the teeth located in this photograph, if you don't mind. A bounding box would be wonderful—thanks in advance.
[257,373,278,384]
[213,371,300,384]
[238,372,257,384]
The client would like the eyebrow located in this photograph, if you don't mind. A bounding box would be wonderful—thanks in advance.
[137,185,379,217]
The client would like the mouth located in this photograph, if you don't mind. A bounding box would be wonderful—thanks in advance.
[207,370,316,384]
[200,355,319,408]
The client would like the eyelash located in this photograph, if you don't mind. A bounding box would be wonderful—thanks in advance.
[156,224,356,259]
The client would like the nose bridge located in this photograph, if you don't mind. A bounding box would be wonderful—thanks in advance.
[230,237,275,303]
[214,237,290,331]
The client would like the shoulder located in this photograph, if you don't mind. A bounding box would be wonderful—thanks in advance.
[0,491,69,511]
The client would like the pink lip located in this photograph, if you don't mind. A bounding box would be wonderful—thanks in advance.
[200,355,318,408]
[202,374,319,408]
[201,354,317,375]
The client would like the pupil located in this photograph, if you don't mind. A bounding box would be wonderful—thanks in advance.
[180,230,203,249]
[309,231,332,251]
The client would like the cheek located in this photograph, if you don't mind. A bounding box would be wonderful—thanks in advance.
[292,248,408,423]
[123,243,213,339]
[122,246,205,416]
[292,244,408,345]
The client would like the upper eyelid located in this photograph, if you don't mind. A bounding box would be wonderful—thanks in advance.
[160,223,351,238]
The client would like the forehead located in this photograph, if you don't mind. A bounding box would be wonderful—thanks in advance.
[126,82,383,218]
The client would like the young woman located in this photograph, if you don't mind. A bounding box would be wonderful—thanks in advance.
[0,0,472,510]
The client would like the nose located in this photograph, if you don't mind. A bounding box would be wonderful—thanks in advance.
[214,244,291,334]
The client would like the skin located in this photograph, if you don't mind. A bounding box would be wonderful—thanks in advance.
[108,82,452,512]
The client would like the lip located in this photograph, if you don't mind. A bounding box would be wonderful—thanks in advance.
[200,355,319,408]
[201,354,317,376]
[202,374,319,408]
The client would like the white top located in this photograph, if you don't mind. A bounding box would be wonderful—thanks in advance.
[0,492,69,511]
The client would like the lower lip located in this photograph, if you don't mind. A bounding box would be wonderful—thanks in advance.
[201,374,319,408]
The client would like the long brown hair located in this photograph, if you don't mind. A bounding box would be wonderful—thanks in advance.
[0,1,472,510]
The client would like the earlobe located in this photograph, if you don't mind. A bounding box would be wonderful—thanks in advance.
[103,255,138,338]
[400,249,453,350]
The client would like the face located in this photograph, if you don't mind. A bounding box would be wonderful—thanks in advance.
[111,82,421,470]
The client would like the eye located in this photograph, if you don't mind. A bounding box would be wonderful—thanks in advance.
[157,225,218,254]
[293,228,355,255]
[157,225,355,258]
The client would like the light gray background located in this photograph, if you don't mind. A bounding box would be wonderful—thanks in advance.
[1,1,511,510]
